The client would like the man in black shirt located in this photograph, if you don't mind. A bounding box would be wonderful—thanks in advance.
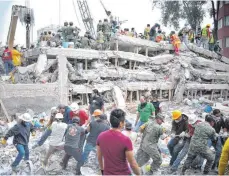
[151,94,161,116]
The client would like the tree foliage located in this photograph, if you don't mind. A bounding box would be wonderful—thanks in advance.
[153,0,207,30]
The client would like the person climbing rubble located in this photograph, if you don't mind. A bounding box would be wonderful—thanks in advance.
[136,114,166,175]
[144,24,150,40]
[2,45,13,75]
[61,117,85,175]
[32,107,58,149]
[134,96,155,132]
[43,113,67,167]
[96,109,140,175]
[208,109,227,172]
[122,122,137,145]
[1,113,35,172]
[97,20,103,32]
[178,23,189,44]
[58,104,72,124]
[149,23,160,41]
[167,110,189,167]
[209,31,215,51]
[218,137,229,175]
[182,115,217,175]
[200,24,211,49]
[70,102,89,126]
[150,94,161,116]
[88,89,104,122]
[12,45,22,67]
[170,31,181,55]
[82,109,110,166]
[168,114,203,174]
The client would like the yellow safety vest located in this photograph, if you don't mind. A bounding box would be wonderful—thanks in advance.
[209,35,214,44]
[202,27,208,37]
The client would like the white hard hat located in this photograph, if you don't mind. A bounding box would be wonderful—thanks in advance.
[19,113,32,122]
[50,107,58,114]
[188,114,197,125]
[70,102,79,112]
[55,113,64,119]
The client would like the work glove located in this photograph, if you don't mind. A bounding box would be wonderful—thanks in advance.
[179,132,186,137]
[160,134,168,140]
[222,132,228,138]
[32,131,36,137]
[1,138,7,145]
[170,133,175,138]
[162,127,167,133]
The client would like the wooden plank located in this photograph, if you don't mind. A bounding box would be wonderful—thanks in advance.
[0,99,11,122]
[169,89,171,101]
[85,59,88,70]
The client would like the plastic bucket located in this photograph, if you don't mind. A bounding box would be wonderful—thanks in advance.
[62,42,69,48]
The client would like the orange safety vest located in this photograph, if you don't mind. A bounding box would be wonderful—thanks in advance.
[171,34,181,46]
[156,35,163,42]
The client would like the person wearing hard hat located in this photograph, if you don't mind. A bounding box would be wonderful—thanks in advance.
[167,110,189,167]
[43,113,67,166]
[136,114,166,175]
[182,115,217,175]
[32,107,58,149]
[57,104,72,124]
[82,109,110,166]
[61,117,85,174]
[70,102,89,126]
[12,45,22,67]
[1,113,35,171]
[200,24,211,49]
[168,114,203,174]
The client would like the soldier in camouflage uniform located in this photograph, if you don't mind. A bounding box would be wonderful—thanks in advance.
[136,114,166,174]
[182,115,217,175]
[61,22,69,42]
[102,19,112,50]
[97,20,103,32]
[65,22,75,42]
[80,33,90,49]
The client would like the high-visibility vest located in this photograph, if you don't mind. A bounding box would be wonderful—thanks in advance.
[209,35,214,44]
[201,27,208,37]
[12,49,22,66]
[171,34,181,45]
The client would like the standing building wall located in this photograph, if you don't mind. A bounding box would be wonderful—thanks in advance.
[218,1,229,58]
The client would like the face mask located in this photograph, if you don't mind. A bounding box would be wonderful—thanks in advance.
[175,119,181,123]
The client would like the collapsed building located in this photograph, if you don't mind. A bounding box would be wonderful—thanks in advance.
[1,35,229,121]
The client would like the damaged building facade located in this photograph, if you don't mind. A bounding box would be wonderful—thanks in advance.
[1,35,229,120]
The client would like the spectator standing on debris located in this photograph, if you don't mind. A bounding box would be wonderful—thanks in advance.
[170,31,181,55]
[82,109,110,165]
[96,31,104,50]
[201,24,211,49]
[188,29,195,44]
[96,109,140,175]
[12,45,22,67]
[134,96,155,132]
[167,110,189,167]
[130,28,137,38]
[144,24,151,40]
[2,46,13,75]
[61,117,85,175]
[70,103,89,126]
[209,31,215,51]
[179,23,189,44]
[43,113,67,166]
[218,137,229,175]
[1,113,35,171]
[182,115,217,175]
[168,114,203,174]
[150,94,161,116]
[58,104,72,124]
[122,122,137,145]
[88,89,104,122]
[32,107,58,149]
[149,23,160,41]
[208,109,226,172]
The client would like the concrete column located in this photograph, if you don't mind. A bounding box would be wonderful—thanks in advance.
[58,55,69,105]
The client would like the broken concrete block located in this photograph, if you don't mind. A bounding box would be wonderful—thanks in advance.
[148,54,174,65]
[34,54,48,77]
[112,86,126,110]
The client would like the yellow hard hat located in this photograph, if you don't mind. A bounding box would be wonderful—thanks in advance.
[172,110,182,120]
[206,24,211,27]
[92,109,102,117]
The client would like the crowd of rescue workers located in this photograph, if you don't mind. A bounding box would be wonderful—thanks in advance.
[1,89,229,175]
[1,15,222,76]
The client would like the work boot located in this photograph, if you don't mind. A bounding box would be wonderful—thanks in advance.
[75,171,82,175]
[203,170,209,175]
[181,167,186,175]
[211,163,216,170]
[167,168,177,175]
[11,166,19,172]
[60,161,67,170]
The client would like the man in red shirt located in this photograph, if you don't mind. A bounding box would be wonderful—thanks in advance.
[96,109,140,175]
[69,102,89,126]
[2,46,14,75]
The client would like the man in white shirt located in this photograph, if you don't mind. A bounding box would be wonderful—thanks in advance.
[43,113,67,166]
[122,122,137,145]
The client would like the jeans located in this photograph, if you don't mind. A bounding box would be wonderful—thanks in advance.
[201,37,209,49]
[82,142,98,164]
[3,60,14,75]
[171,139,204,171]
[208,137,222,168]
[11,144,29,167]
[209,43,214,51]
[134,120,146,132]
[62,145,83,173]
[167,138,185,166]
[38,128,52,146]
